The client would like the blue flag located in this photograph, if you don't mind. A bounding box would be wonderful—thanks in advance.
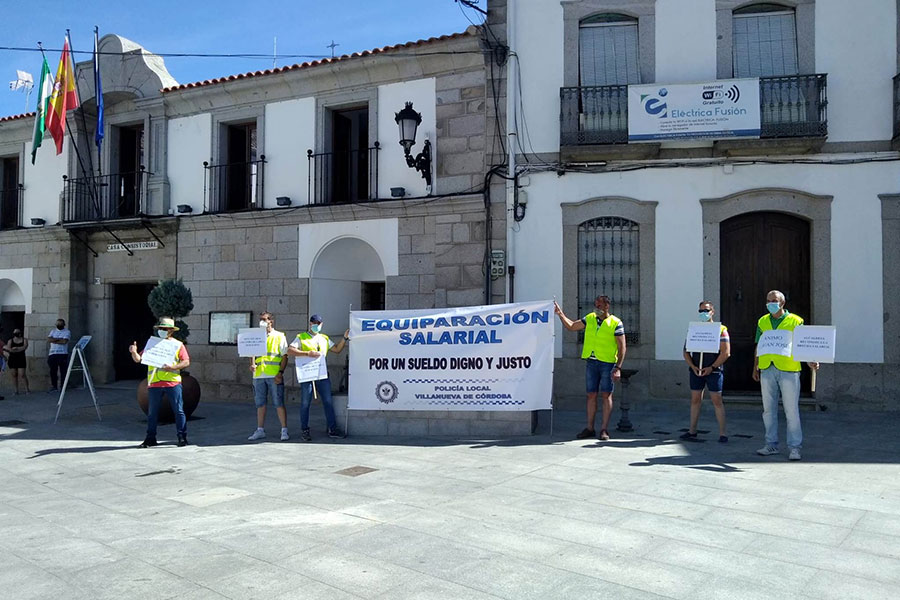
[94,28,104,153]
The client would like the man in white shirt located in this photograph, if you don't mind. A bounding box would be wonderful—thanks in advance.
[47,318,71,392]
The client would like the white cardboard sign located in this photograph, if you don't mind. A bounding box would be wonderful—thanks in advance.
[756,329,793,357]
[685,322,722,353]
[294,355,328,383]
[791,325,836,363]
[141,338,182,368]
[237,327,268,357]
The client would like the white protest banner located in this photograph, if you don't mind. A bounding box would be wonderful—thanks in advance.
[791,326,836,363]
[143,336,161,352]
[294,355,328,383]
[629,78,761,141]
[348,301,555,411]
[685,322,722,353]
[141,338,181,368]
[756,329,793,357]
[237,327,267,357]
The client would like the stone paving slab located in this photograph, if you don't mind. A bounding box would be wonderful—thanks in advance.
[1,385,900,599]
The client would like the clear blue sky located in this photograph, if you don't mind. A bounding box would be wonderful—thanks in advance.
[1,0,483,118]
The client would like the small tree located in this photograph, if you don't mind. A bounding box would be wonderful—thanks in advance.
[147,278,194,343]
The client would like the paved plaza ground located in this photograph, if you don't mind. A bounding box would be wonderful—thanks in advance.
[1,382,899,599]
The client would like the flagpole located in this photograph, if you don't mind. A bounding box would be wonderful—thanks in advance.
[68,30,98,185]
[94,26,103,178]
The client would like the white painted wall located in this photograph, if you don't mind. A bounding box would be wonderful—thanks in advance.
[298,218,398,279]
[167,113,211,215]
[23,142,67,226]
[516,161,890,363]
[264,97,315,207]
[377,79,435,198]
[816,0,896,142]
[0,268,33,313]
[655,0,717,83]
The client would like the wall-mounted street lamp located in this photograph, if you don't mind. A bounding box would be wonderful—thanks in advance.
[394,102,432,188]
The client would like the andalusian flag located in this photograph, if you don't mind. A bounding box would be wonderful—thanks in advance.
[45,35,80,155]
[30,57,53,164]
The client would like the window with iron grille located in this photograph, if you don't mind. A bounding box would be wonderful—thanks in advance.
[578,216,640,344]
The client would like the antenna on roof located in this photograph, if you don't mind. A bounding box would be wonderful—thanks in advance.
[327,40,339,58]
[273,37,277,69]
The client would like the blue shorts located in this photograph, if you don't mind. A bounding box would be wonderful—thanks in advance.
[689,369,724,392]
[253,378,285,407]
[586,359,615,394]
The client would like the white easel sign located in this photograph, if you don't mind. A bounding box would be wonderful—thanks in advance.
[756,329,793,357]
[791,326,836,363]
[685,322,722,353]
[141,338,181,368]
[294,355,327,383]
[237,327,267,357]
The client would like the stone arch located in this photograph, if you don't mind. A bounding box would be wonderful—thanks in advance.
[700,187,832,324]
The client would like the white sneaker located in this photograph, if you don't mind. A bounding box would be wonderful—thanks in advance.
[247,429,266,441]
[280,429,290,441]
[788,448,802,461]
[756,445,779,456]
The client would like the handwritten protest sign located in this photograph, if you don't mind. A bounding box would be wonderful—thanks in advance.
[294,355,328,383]
[685,322,722,353]
[756,329,793,357]
[791,326,836,363]
[237,328,267,357]
[141,338,182,368]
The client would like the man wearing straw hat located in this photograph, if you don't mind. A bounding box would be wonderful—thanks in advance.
[287,314,348,441]
[128,316,191,448]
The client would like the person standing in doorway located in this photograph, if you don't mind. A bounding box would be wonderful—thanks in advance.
[554,295,626,441]
[247,311,290,442]
[128,317,191,447]
[6,327,29,394]
[753,290,819,461]
[681,301,730,443]
[288,314,349,441]
[47,318,71,392]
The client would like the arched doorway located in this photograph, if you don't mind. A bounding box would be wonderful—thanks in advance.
[720,211,811,392]
[0,278,26,338]
[309,237,386,391]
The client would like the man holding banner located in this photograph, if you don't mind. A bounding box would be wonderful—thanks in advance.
[681,301,730,443]
[287,314,348,441]
[752,290,818,461]
[554,296,626,441]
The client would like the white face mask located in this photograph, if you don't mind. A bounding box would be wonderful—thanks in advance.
[259,320,268,328]
[157,329,169,339]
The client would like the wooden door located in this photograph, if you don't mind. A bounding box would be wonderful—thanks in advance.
[719,212,811,392]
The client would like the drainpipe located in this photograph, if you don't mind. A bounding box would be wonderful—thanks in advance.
[505,0,518,303]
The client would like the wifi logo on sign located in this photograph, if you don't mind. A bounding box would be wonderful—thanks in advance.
[724,85,741,103]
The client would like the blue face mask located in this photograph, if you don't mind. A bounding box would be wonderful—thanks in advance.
[310,324,322,334]
[698,311,712,322]
[157,329,169,339]
[767,302,781,315]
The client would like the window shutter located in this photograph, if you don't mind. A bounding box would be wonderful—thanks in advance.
[733,11,798,77]
[579,20,640,87]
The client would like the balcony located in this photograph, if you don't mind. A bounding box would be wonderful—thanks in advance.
[204,157,265,214]
[307,144,380,205]
[62,171,145,224]
[893,73,900,149]
[560,74,828,156]
[0,184,24,230]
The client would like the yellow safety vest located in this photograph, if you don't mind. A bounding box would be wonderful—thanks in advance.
[254,331,287,378]
[294,332,331,356]
[148,339,184,385]
[580,312,622,363]
[757,312,804,372]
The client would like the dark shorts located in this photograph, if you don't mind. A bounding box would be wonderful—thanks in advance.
[689,369,724,392]
[586,359,615,394]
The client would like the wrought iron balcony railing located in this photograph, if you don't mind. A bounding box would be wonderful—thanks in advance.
[560,74,828,146]
[62,170,145,223]
[307,143,380,205]
[893,73,900,141]
[0,184,24,230]
[203,157,266,214]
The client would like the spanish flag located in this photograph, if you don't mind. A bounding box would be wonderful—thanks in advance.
[45,35,80,155]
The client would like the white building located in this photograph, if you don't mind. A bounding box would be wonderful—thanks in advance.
[489,0,900,408]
